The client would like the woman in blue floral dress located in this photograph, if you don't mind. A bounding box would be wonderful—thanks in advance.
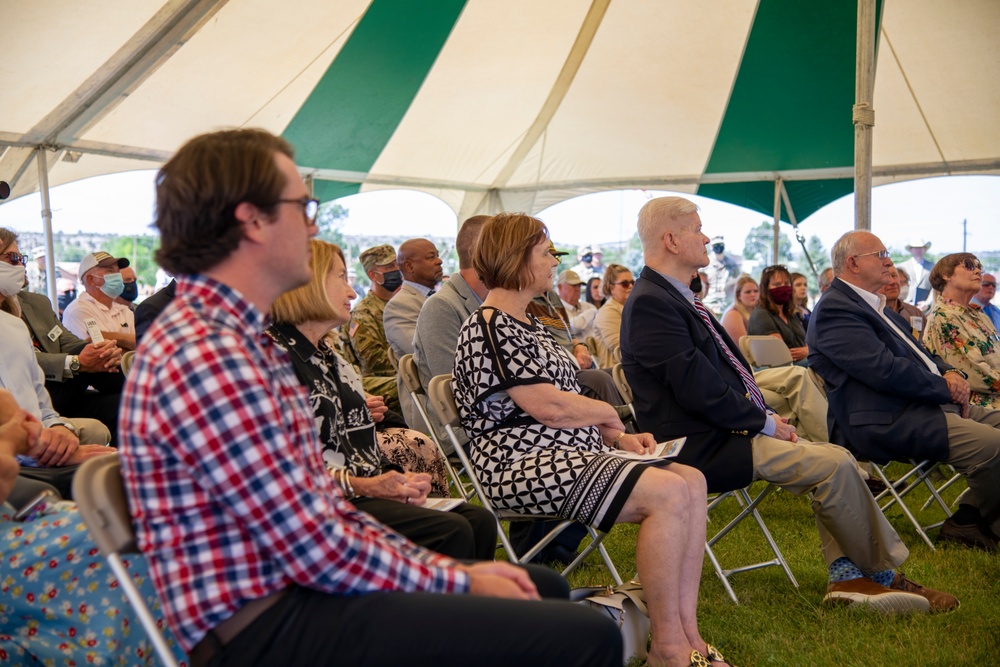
[0,388,185,666]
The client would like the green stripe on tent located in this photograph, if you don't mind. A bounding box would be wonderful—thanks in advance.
[698,0,883,221]
[282,0,467,202]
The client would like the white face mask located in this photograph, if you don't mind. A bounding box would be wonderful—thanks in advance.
[0,262,25,297]
[898,284,910,302]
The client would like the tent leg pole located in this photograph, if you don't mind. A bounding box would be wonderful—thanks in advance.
[36,148,58,308]
[772,178,781,264]
[854,0,876,231]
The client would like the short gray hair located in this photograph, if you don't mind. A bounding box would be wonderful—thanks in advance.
[831,231,866,275]
[636,197,699,251]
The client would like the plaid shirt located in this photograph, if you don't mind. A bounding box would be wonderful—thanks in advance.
[118,275,468,652]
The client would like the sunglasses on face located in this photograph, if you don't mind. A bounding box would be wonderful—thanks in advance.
[982,281,997,288]
[614,280,635,288]
[1,251,27,267]
[960,258,983,272]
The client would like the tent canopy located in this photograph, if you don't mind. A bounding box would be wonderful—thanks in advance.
[2,0,998,225]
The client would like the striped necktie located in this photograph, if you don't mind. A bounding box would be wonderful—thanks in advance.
[693,297,767,411]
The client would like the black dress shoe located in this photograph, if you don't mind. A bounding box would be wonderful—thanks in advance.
[938,517,999,552]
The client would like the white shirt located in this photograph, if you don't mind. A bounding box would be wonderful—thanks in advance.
[62,290,135,340]
[560,298,598,339]
[0,310,65,430]
[841,280,940,376]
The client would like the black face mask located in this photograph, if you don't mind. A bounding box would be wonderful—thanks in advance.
[712,244,725,255]
[378,269,403,292]
[581,254,593,264]
[120,281,139,303]
[689,275,703,293]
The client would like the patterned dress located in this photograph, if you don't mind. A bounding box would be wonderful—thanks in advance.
[923,296,1000,408]
[0,501,186,666]
[453,307,650,533]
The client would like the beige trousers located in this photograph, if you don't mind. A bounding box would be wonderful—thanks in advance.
[752,435,909,573]
[67,417,111,446]
[756,366,829,442]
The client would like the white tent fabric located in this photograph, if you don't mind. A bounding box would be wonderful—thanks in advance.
[2,0,998,224]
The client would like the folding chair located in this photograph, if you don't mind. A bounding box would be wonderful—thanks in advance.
[397,354,471,500]
[72,456,181,667]
[425,374,623,584]
[740,335,794,369]
[120,350,136,375]
[610,363,797,603]
[868,458,957,550]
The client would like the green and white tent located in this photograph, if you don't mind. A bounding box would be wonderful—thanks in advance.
[2,0,998,225]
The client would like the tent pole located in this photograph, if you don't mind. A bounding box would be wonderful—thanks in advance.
[854,0,876,231]
[772,178,782,264]
[36,147,58,308]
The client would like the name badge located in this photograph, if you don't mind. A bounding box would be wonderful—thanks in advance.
[911,316,923,332]
[47,325,63,342]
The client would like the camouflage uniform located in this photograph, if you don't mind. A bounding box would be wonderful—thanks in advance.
[344,291,400,413]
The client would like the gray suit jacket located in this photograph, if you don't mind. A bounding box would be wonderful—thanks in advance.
[409,273,482,447]
[18,290,87,382]
[383,283,427,359]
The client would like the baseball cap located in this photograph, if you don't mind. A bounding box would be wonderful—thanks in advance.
[359,244,397,273]
[557,270,584,286]
[78,251,129,281]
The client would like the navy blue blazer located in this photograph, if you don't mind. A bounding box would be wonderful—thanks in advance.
[807,278,952,463]
[620,267,762,493]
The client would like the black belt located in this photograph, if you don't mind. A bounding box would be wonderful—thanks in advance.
[189,588,290,667]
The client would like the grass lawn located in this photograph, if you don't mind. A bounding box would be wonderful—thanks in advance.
[499,465,1000,666]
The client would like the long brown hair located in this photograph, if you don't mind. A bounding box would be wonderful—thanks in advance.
[757,265,795,319]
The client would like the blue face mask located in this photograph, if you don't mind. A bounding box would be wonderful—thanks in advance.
[119,281,138,302]
[99,272,125,299]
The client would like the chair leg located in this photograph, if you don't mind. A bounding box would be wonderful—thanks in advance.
[871,463,937,550]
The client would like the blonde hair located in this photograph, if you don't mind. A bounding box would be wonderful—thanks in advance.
[732,274,757,320]
[271,239,345,325]
[601,264,632,298]
[473,213,548,291]
[636,196,699,251]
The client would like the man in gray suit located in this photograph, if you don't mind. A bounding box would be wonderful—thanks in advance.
[384,238,443,360]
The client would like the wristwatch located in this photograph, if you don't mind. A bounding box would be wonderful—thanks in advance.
[943,369,968,379]
[69,355,81,374]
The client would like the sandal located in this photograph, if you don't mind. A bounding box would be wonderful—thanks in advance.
[706,644,738,667]
[688,650,711,667]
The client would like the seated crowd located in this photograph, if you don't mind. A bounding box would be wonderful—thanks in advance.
[2,128,999,667]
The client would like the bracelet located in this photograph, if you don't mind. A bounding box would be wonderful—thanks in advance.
[573,342,588,350]
[337,468,355,498]
[612,431,626,448]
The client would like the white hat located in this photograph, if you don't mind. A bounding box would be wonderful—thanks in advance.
[78,251,129,281]
[905,238,931,250]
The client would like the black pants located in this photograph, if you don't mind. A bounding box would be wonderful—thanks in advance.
[353,497,497,560]
[204,567,621,667]
[46,374,122,445]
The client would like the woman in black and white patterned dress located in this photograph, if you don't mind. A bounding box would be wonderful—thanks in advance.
[454,213,733,667]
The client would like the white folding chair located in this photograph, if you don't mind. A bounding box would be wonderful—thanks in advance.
[611,362,797,603]
[397,354,471,499]
[741,335,794,369]
[72,456,181,667]
[425,374,623,584]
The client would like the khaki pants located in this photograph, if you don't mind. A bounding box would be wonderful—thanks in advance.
[756,366,829,442]
[752,435,909,573]
[942,404,1000,535]
[68,417,111,446]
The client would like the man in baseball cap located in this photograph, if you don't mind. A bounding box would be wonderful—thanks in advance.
[62,251,136,350]
[556,269,598,341]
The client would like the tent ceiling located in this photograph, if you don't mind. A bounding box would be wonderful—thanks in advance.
[2,0,998,225]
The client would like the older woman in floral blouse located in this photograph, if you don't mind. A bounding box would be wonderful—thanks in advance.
[923,253,1000,408]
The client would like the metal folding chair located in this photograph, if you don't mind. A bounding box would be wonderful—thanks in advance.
[868,458,957,550]
[397,353,471,499]
[72,456,181,667]
[612,362,797,603]
[739,335,794,369]
[425,374,623,584]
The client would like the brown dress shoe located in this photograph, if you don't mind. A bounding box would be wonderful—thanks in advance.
[889,572,960,612]
[822,577,930,614]
[938,517,999,552]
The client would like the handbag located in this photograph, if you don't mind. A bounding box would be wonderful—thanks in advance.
[571,579,650,663]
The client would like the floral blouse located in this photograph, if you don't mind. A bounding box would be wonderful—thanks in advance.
[923,296,1000,408]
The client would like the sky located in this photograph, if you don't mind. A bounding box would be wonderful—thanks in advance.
[1,170,998,259]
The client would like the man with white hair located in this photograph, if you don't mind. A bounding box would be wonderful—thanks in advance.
[809,230,1000,552]
[972,272,1000,333]
[621,196,957,612]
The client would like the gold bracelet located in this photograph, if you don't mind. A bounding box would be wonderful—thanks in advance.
[613,431,626,448]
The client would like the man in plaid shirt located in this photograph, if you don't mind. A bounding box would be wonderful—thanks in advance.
[119,129,620,667]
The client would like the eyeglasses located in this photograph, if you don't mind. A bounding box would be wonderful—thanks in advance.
[1,251,27,267]
[275,197,320,223]
[982,281,997,288]
[853,249,891,260]
[614,280,636,288]
[960,258,983,273]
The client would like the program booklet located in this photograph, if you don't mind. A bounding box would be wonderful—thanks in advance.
[609,436,686,461]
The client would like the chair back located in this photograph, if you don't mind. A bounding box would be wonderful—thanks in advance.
[120,350,136,376]
[745,335,793,368]
[611,363,634,404]
[397,354,423,394]
[427,374,462,430]
[72,455,136,555]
